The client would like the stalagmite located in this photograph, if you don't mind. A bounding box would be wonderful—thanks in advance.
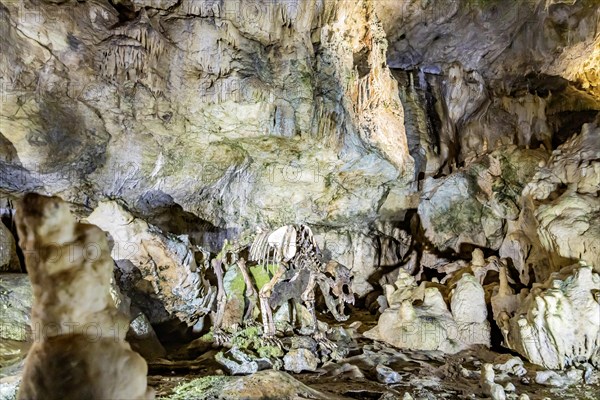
[1,0,600,398]
[480,363,506,400]
[15,194,152,400]
[499,265,600,369]
[365,271,490,353]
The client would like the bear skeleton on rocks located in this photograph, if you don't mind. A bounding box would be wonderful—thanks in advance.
[248,224,355,346]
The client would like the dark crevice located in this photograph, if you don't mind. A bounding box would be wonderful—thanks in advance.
[132,189,232,253]
[108,0,139,25]
[549,110,599,148]
[353,47,371,78]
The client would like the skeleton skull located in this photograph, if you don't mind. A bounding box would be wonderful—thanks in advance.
[322,260,355,320]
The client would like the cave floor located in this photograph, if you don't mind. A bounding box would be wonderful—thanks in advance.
[148,349,600,400]
[147,312,600,400]
[1,312,598,399]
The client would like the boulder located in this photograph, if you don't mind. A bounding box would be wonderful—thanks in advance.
[228,370,311,399]
[375,364,402,384]
[0,223,20,272]
[166,370,329,400]
[87,200,215,326]
[215,348,264,375]
[535,370,582,387]
[127,311,167,361]
[283,348,319,374]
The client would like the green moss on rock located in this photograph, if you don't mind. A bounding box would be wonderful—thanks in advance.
[162,375,229,400]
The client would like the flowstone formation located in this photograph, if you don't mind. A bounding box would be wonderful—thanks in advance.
[365,121,600,367]
[0,0,413,233]
[14,194,152,400]
[525,122,600,268]
[364,268,490,353]
[495,265,600,370]
[418,147,547,253]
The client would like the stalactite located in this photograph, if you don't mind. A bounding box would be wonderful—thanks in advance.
[98,10,167,95]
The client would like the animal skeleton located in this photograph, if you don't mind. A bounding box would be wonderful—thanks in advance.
[249,224,355,341]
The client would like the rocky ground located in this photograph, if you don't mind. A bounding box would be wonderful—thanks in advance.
[146,313,600,400]
[2,307,599,400]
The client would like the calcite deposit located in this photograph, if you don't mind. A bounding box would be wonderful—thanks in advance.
[418,147,547,252]
[14,194,152,399]
[495,265,600,370]
[364,270,490,353]
[525,122,600,268]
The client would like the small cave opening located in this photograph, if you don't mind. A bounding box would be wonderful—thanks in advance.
[509,72,570,98]
[549,110,599,148]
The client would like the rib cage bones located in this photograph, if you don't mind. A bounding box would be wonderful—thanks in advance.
[249,224,323,273]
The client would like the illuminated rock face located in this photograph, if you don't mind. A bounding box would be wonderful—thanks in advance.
[87,200,215,326]
[1,0,599,297]
[0,0,412,233]
[14,194,152,400]
[364,271,490,353]
[1,1,600,385]
[418,147,546,253]
[496,266,600,370]
[526,122,600,269]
